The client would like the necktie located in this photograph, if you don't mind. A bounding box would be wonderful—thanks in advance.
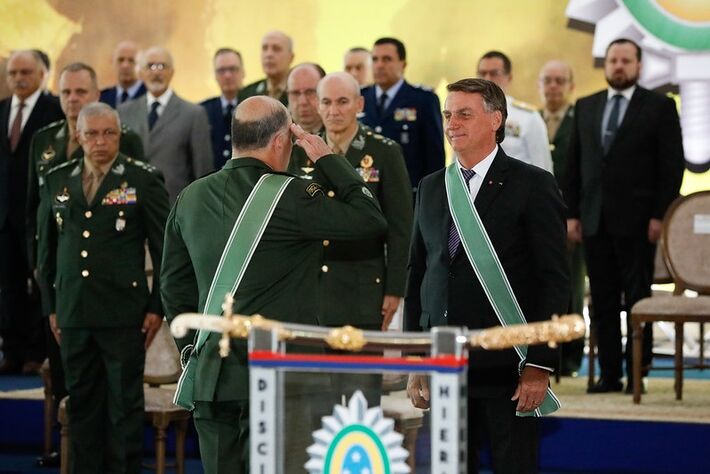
[9,101,25,153]
[148,101,160,130]
[448,168,477,258]
[377,92,388,117]
[84,170,104,205]
[120,90,129,105]
[546,112,561,142]
[603,94,623,153]
[224,103,234,130]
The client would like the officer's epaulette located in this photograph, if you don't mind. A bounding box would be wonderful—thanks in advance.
[36,119,65,134]
[46,157,81,176]
[370,132,397,147]
[412,83,434,92]
[125,156,158,173]
[510,99,537,112]
[120,124,132,133]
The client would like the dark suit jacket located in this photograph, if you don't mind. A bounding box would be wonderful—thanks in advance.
[360,81,445,188]
[99,82,147,109]
[404,148,569,396]
[540,105,575,185]
[200,96,232,170]
[0,93,63,236]
[563,87,684,237]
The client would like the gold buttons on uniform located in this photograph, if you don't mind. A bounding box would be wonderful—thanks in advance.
[80,250,88,258]
[323,240,330,246]
[84,211,92,218]
[81,270,89,277]
[327,191,335,198]
[82,230,90,238]
[321,265,329,272]
[375,277,381,283]
[131,281,138,288]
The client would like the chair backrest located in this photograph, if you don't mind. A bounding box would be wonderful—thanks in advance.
[144,320,182,385]
[663,190,710,295]
[653,237,673,284]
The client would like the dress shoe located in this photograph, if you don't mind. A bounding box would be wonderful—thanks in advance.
[0,359,22,375]
[36,451,61,467]
[22,360,43,375]
[587,379,623,393]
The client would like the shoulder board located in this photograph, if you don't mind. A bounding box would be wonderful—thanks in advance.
[46,157,81,176]
[511,99,537,112]
[369,132,397,147]
[412,83,434,92]
[125,157,158,173]
[36,120,64,134]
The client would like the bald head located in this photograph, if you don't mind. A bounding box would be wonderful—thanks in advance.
[113,40,140,88]
[233,96,291,153]
[6,50,44,99]
[318,72,364,136]
[261,30,294,80]
[539,60,575,112]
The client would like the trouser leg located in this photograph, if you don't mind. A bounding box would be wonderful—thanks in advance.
[193,400,249,474]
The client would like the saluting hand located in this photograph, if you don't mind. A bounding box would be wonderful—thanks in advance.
[290,123,332,162]
[142,313,163,349]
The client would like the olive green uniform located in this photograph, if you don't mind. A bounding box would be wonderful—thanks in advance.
[289,124,412,407]
[36,154,169,474]
[238,79,288,106]
[27,119,144,265]
[160,154,386,472]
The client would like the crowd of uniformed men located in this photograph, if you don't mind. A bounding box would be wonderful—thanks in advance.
[0,30,684,473]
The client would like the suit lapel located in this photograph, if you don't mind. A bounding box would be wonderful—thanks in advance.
[592,92,606,151]
[0,100,10,148]
[613,87,645,146]
[553,106,574,144]
[151,94,180,136]
[67,160,88,209]
[344,125,368,169]
[474,149,509,218]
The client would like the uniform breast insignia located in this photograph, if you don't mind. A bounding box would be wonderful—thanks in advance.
[394,108,417,122]
[55,187,70,204]
[505,121,521,138]
[102,182,137,205]
[256,81,266,94]
[357,155,380,182]
[350,134,365,151]
[42,146,56,162]
[111,163,125,175]
[115,214,126,232]
[301,159,315,177]
[305,182,324,197]
[362,186,374,198]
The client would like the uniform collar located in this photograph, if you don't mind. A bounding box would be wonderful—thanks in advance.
[376,78,404,100]
[222,157,274,170]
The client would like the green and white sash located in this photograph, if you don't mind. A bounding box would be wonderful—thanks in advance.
[444,164,560,417]
[173,173,294,410]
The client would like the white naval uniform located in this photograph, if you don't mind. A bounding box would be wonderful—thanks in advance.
[500,96,553,172]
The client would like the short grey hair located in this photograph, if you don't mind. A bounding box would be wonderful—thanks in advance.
[77,102,121,132]
[232,100,290,151]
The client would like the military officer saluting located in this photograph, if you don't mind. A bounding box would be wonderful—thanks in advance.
[477,51,553,172]
[36,103,169,474]
[28,63,144,261]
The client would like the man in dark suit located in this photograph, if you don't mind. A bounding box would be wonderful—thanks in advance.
[37,103,168,473]
[201,48,245,169]
[118,46,213,203]
[0,50,64,374]
[99,41,147,109]
[564,39,684,393]
[238,31,293,106]
[538,60,584,376]
[360,37,445,190]
[405,78,569,473]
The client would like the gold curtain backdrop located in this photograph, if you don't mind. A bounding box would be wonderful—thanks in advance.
[1,0,707,190]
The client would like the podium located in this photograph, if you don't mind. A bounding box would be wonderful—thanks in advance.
[170,305,583,474]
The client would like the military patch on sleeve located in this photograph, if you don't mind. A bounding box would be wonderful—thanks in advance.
[362,186,374,198]
[305,182,324,197]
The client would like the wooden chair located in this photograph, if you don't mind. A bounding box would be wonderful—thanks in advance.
[58,321,190,473]
[631,191,710,403]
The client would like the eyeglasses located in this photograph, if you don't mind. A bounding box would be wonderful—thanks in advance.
[287,88,317,99]
[540,77,571,86]
[146,62,170,71]
[477,69,506,79]
[82,129,119,140]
